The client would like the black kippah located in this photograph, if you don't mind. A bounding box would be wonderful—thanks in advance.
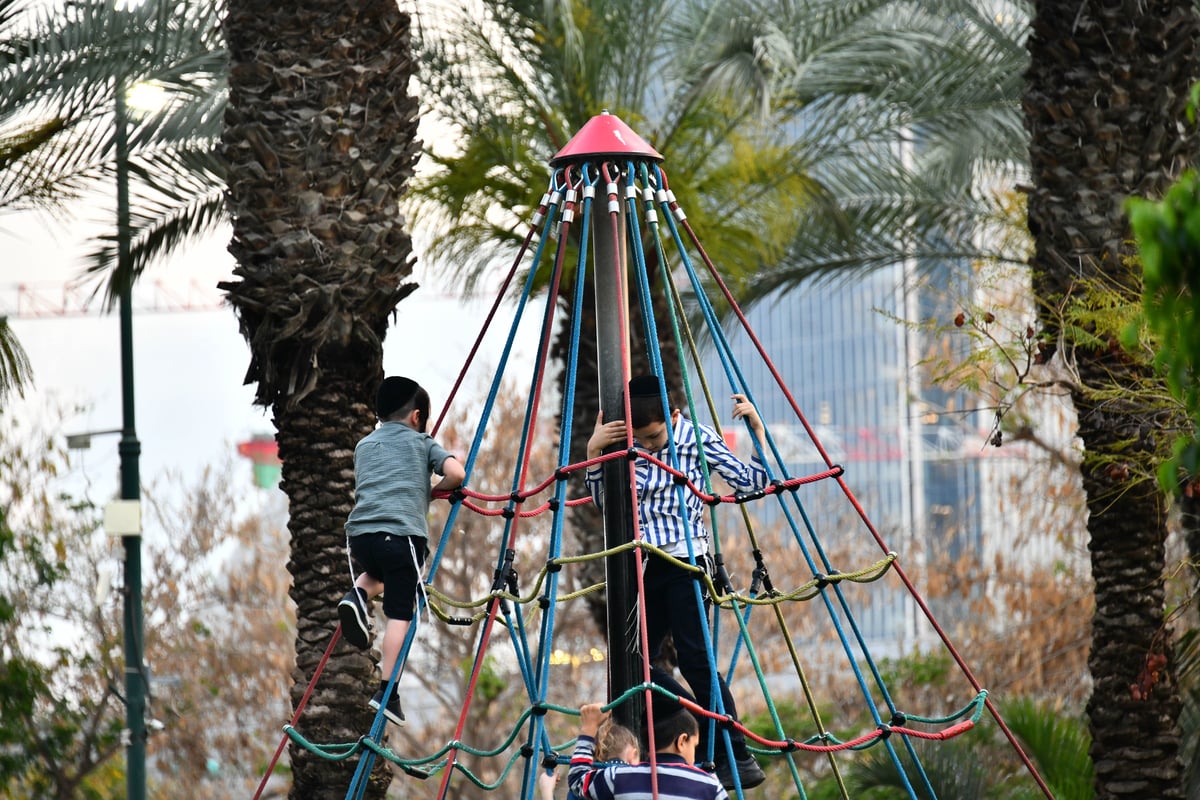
[628,374,663,398]
[376,376,420,418]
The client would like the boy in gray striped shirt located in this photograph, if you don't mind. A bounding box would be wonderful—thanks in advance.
[338,376,465,724]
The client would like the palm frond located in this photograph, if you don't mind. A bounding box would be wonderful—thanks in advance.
[0,314,33,402]
[847,739,990,799]
[84,190,227,307]
[999,697,1094,800]
[0,0,227,301]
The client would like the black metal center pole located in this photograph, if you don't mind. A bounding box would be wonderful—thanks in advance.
[115,80,147,800]
[592,171,646,736]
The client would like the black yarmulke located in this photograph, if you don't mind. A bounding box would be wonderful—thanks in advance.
[376,376,420,418]
[628,374,663,398]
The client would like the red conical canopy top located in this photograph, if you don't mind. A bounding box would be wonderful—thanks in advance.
[550,111,663,166]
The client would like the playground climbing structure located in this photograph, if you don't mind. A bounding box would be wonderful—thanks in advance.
[260,112,1056,800]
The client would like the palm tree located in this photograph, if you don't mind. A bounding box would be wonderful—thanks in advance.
[406,0,854,624]
[0,0,225,398]
[406,0,1036,646]
[1023,0,1199,795]
[218,0,420,796]
[737,0,1031,294]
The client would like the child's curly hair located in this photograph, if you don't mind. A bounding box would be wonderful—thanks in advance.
[596,718,641,763]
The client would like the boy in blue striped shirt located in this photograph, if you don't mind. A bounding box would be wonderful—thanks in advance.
[585,374,768,790]
[568,702,729,800]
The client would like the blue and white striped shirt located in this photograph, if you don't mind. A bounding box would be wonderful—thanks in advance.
[568,734,730,800]
[585,416,768,557]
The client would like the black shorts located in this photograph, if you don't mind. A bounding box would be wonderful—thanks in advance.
[348,533,428,621]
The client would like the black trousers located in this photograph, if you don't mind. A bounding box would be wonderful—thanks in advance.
[643,554,749,764]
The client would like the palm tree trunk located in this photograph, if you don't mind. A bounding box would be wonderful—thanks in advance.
[1024,0,1199,796]
[220,0,420,797]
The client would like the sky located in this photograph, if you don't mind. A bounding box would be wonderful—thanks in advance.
[3,216,544,509]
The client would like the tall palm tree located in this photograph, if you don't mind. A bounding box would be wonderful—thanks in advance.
[1023,0,1199,795]
[0,0,225,398]
[219,0,420,796]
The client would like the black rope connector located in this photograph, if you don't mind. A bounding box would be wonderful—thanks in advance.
[626,447,640,461]
[890,712,907,728]
[546,558,563,573]
[447,615,473,626]
[717,714,736,731]
[555,467,569,481]
[782,738,799,753]
[510,490,523,503]
[750,548,775,595]
[548,497,560,511]
[673,472,688,486]
[449,489,466,504]
[521,744,535,758]
[541,754,558,769]
[491,550,517,592]
[713,554,733,596]
[532,704,549,717]
[832,464,845,477]
[538,595,550,610]
[705,494,722,506]
[502,507,516,520]
[734,487,768,504]
[814,573,829,589]
[402,764,431,779]
[878,723,892,740]
[769,478,783,494]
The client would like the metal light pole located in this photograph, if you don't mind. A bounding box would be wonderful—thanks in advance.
[115,76,147,800]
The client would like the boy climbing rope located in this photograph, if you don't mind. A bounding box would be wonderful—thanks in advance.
[338,376,466,724]
[567,702,729,799]
[585,374,768,791]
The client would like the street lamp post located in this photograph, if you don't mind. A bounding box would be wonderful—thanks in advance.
[114,76,147,800]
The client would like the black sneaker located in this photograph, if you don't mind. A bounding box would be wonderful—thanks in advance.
[715,755,765,791]
[369,686,405,726]
[337,588,371,650]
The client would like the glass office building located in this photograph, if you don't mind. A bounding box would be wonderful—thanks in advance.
[693,260,994,658]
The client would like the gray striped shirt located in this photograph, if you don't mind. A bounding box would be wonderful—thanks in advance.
[345,421,452,540]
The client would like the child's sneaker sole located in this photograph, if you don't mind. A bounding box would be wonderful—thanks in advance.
[337,590,371,650]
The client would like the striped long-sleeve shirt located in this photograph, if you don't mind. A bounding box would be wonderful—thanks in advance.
[585,416,768,558]
[567,734,729,800]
